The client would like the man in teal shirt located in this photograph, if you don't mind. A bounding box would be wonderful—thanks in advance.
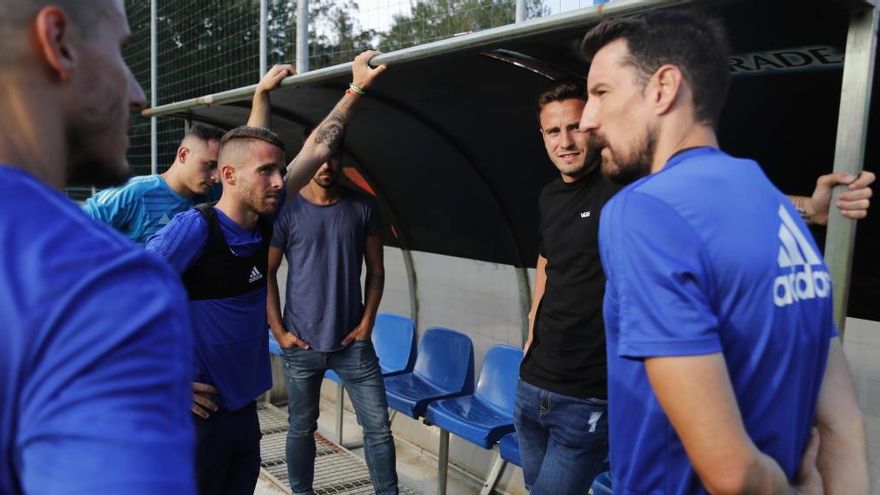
[83,124,224,243]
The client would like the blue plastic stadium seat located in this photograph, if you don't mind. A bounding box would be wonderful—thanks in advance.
[383,327,475,418]
[591,471,613,495]
[499,432,521,467]
[267,329,282,356]
[372,313,417,376]
[425,345,522,448]
[324,313,417,384]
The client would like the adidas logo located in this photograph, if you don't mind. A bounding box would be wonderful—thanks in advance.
[248,266,263,284]
[159,213,171,225]
[773,204,831,307]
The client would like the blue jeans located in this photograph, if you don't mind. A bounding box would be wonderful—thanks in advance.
[513,380,608,495]
[282,340,398,495]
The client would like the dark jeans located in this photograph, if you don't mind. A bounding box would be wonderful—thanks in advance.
[282,340,398,495]
[193,401,262,495]
[513,380,608,495]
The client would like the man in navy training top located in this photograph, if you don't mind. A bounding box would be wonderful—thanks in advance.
[250,58,397,495]
[146,50,387,495]
[580,9,868,493]
[83,123,225,244]
[516,78,874,495]
[0,0,195,493]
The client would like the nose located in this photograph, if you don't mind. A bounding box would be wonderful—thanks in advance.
[579,98,599,134]
[270,169,284,189]
[560,128,574,148]
[128,69,147,112]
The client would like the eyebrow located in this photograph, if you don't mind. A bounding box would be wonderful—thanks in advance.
[588,82,608,95]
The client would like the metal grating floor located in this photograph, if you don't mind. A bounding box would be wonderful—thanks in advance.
[258,403,419,495]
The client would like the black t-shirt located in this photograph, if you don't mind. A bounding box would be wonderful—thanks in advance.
[520,167,620,399]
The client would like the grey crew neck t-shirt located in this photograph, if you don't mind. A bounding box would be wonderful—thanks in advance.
[271,187,381,351]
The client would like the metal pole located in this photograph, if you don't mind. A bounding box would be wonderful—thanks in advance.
[260,0,268,77]
[296,0,309,74]
[402,249,420,329]
[150,0,158,175]
[515,0,526,22]
[824,5,878,337]
[437,429,449,495]
[515,268,531,345]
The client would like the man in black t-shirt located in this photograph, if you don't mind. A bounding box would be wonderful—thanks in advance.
[515,79,615,494]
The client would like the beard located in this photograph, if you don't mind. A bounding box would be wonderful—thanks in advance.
[66,158,130,187]
[242,185,282,216]
[312,174,338,188]
[589,128,656,186]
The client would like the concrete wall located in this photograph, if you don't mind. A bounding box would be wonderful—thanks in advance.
[841,317,880,493]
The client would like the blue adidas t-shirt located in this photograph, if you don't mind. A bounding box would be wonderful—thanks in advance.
[599,148,835,494]
[271,188,381,352]
[83,174,194,244]
[0,166,195,494]
[146,207,272,411]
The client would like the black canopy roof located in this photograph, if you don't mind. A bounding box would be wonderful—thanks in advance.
[154,0,880,318]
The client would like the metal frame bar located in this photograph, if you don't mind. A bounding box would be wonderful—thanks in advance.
[296,0,310,74]
[438,429,450,494]
[143,0,692,118]
[260,0,268,77]
[480,450,508,495]
[824,4,878,335]
[150,0,157,174]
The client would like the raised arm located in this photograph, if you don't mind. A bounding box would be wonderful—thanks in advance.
[284,50,387,196]
[813,338,868,494]
[787,171,874,225]
[247,64,296,129]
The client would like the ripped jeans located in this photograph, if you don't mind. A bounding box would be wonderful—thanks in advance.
[513,380,609,495]
[282,340,398,495]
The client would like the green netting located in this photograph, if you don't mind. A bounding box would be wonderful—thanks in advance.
[100,0,560,199]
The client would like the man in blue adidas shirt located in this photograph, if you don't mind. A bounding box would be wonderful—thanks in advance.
[146,51,387,495]
[83,123,225,244]
[0,0,195,493]
[579,9,868,494]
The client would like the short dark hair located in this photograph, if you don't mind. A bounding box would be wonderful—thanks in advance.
[536,78,586,117]
[187,123,225,143]
[581,8,731,126]
[220,126,285,150]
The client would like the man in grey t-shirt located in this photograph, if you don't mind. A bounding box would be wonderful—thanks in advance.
[267,146,397,495]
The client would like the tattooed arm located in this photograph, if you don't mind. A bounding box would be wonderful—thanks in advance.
[284,50,387,195]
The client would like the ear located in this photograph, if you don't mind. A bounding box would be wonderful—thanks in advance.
[177,146,189,164]
[220,164,236,185]
[651,64,684,116]
[34,6,77,81]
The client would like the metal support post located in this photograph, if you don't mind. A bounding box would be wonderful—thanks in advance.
[437,429,450,495]
[334,383,345,445]
[150,0,158,175]
[515,268,531,345]
[296,0,309,74]
[402,249,420,329]
[479,451,507,495]
[260,0,268,77]
[824,5,878,336]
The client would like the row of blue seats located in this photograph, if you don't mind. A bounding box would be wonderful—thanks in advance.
[268,313,612,494]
